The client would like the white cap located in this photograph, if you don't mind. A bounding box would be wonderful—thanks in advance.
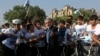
[12,19,22,24]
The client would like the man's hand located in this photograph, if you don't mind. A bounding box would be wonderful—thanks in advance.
[40,33,45,39]
[50,31,54,37]
[29,37,37,42]
[0,32,3,35]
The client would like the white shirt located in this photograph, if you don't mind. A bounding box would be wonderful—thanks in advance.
[2,28,19,50]
[15,29,26,44]
[81,24,100,43]
[66,28,72,35]
[1,28,12,34]
[94,24,100,35]
[86,24,99,32]
[86,24,100,35]
[75,24,86,35]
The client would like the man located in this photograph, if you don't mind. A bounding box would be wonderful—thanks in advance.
[44,18,58,56]
[12,19,27,56]
[20,20,27,35]
[67,15,73,25]
[65,21,75,56]
[74,16,86,56]
[34,20,46,56]
[57,20,66,56]
[2,19,23,56]
[92,24,100,56]
[92,31,100,56]
[82,15,99,56]
[0,23,10,56]
[25,24,38,56]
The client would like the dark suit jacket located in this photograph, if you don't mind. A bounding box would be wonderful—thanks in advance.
[45,26,58,48]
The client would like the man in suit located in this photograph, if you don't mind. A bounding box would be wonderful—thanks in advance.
[44,18,58,56]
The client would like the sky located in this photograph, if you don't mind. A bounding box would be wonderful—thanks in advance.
[0,0,100,25]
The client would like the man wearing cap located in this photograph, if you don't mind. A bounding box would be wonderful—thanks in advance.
[11,19,28,56]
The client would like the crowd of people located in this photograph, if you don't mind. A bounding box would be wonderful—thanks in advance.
[0,15,100,56]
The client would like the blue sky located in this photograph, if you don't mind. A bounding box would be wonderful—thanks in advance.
[0,0,100,25]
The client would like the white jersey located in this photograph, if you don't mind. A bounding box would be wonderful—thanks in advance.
[86,24,100,36]
[75,24,86,36]
[94,24,100,35]
[82,24,100,43]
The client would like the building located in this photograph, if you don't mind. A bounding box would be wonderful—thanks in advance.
[49,4,97,19]
[49,5,75,18]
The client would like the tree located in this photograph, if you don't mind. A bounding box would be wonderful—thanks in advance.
[3,5,46,23]
[73,8,93,22]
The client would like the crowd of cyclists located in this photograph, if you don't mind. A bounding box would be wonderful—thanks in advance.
[0,15,100,56]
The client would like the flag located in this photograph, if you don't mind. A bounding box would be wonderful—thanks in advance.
[24,0,30,8]
[74,9,83,16]
[24,0,30,18]
[74,9,79,14]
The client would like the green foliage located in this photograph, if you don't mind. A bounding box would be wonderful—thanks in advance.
[3,5,46,23]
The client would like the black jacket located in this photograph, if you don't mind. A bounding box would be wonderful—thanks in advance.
[45,26,58,48]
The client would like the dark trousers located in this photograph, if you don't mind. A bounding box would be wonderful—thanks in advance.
[90,45,100,56]
[83,44,100,56]
[16,44,28,56]
[97,46,100,56]
[47,46,58,56]
[64,45,75,56]
[0,44,4,56]
[57,46,63,56]
[26,46,37,56]
[38,47,47,56]
[76,40,88,56]
[76,41,84,56]
[3,45,15,56]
